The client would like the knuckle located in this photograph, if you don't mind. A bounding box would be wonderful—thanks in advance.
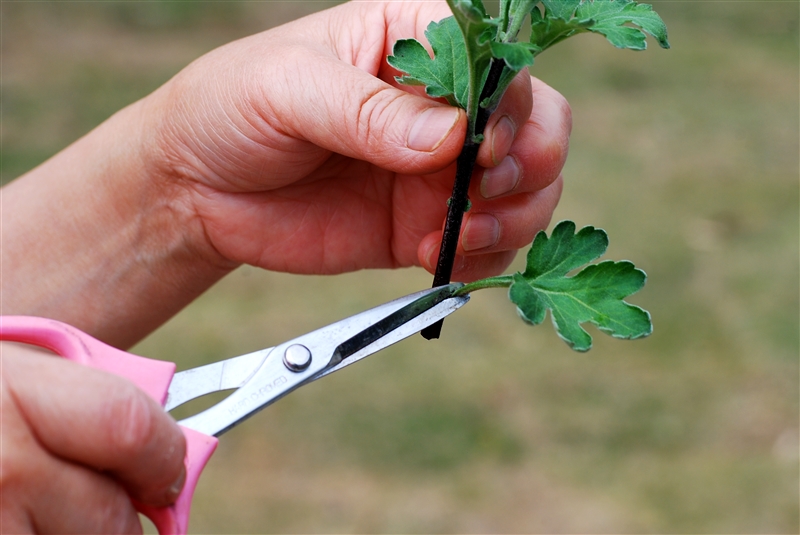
[354,86,404,155]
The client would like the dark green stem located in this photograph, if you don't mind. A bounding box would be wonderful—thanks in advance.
[422,58,508,340]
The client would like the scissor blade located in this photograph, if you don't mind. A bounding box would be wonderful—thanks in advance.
[316,288,469,380]
[178,284,467,437]
[165,350,270,411]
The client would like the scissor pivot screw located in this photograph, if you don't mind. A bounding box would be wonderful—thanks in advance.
[283,344,312,372]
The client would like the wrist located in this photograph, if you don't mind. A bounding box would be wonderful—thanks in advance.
[1,96,237,347]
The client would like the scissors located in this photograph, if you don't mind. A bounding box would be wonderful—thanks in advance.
[0,283,469,534]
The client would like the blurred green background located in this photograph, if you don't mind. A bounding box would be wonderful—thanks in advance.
[2,1,797,532]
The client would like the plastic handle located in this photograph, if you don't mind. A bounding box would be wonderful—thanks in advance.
[135,428,218,535]
[0,316,219,535]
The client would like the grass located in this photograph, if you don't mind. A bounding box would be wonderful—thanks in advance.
[2,1,798,532]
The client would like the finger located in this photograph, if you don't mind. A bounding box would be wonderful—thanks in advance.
[476,77,572,200]
[262,44,468,175]
[418,241,519,283]
[461,175,564,256]
[417,175,562,272]
[451,249,520,282]
[2,371,142,534]
[238,1,467,176]
[476,72,534,168]
[5,350,186,507]
[30,455,143,534]
[381,1,458,58]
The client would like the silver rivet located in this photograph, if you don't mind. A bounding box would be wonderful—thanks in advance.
[283,344,312,372]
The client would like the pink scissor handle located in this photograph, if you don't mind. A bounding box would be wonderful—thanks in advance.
[134,428,218,535]
[0,316,219,535]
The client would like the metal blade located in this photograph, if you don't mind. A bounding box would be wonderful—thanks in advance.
[316,288,469,380]
[164,350,270,411]
[178,284,468,437]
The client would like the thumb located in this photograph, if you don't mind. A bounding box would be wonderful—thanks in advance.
[265,46,467,174]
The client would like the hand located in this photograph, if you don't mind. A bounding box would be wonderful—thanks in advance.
[1,344,186,534]
[2,1,569,346]
[146,0,569,281]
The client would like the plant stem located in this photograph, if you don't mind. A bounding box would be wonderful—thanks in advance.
[422,57,508,340]
[454,275,513,296]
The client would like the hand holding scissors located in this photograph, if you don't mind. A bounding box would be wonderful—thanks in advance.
[0,284,468,534]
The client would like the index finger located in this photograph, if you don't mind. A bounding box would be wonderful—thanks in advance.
[5,347,187,507]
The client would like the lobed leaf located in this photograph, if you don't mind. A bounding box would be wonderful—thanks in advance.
[444,0,498,137]
[575,0,670,50]
[480,40,536,110]
[540,0,582,20]
[387,18,469,108]
[490,41,536,71]
[532,0,670,54]
[522,220,607,280]
[530,6,594,52]
[509,221,652,351]
[391,0,669,116]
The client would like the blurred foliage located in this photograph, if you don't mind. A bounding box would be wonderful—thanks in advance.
[2,1,797,533]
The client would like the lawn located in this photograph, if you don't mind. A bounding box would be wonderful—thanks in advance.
[2,1,797,532]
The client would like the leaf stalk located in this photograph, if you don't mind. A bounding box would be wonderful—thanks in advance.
[454,275,513,295]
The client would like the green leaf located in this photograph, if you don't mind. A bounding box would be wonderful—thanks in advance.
[529,7,594,56]
[387,17,469,108]
[389,0,507,140]
[509,221,652,351]
[480,41,535,110]
[390,0,669,118]
[532,0,670,54]
[388,4,498,140]
[489,41,536,71]
[540,0,582,20]
[444,0,498,139]
[446,0,495,59]
[576,0,670,50]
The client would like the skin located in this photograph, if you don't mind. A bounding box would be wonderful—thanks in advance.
[0,2,570,532]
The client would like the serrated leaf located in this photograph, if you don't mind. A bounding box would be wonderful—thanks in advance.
[480,40,534,111]
[576,0,670,50]
[445,0,498,139]
[522,220,607,279]
[540,0,582,20]
[387,18,469,108]
[532,0,670,54]
[490,41,535,71]
[509,220,652,351]
[529,10,595,58]
[388,4,497,139]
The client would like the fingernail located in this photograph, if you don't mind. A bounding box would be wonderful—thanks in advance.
[490,116,515,165]
[480,155,520,199]
[462,214,500,252]
[424,240,439,271]
[407,107,460,152]
[167,467,186,501]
